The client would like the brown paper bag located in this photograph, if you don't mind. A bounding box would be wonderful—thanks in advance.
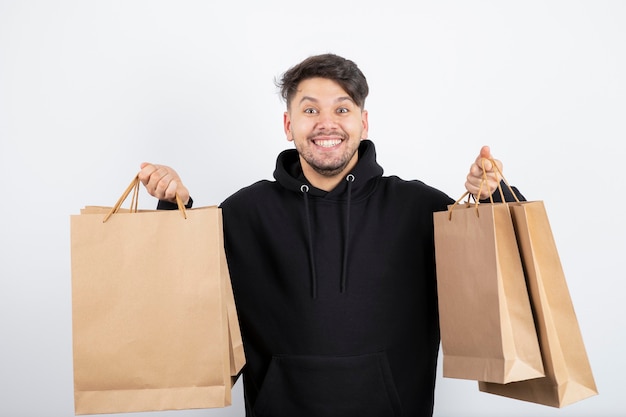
[225,263,245,383]
[433,200,544,383]
[71,176,245,415]
[479,201,598,407]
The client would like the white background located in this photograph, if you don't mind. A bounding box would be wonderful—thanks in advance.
[1,1,624,416]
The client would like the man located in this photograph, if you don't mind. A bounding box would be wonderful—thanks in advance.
[139,53,522,417]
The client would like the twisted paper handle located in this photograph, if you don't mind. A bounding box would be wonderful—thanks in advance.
[447,158,519,220]
[103,174,187,222]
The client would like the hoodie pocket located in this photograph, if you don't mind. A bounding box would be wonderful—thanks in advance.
[253,351,402,417]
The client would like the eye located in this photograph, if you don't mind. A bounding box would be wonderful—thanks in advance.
[304,108,318,114]
[337,107,349,114]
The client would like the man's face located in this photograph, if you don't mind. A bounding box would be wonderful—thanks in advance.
[284,77,369,181]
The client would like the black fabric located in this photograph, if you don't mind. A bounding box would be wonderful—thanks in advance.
[480,183,524,203]
[160,140,524,416]
[253,352,402,417]
[223,141,440,416]
[156,196,193,210]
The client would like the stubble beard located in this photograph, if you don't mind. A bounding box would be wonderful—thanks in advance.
[295,132,358,177]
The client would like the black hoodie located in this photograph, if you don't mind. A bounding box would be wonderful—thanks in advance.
[157,140,523,416]
[220,140,465,417]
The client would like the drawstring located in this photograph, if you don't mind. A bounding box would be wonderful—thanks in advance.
[341,174,354,293]
[300,174,355,298]
[301,184,318,298]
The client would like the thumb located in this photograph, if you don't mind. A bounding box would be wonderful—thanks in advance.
[477,145,497,173]
[479,145,491,160]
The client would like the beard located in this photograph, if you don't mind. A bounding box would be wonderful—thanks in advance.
[294,131,359,177]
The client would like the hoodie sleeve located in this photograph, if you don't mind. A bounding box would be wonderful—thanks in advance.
[156,197,194,210]
[480,181,526,203]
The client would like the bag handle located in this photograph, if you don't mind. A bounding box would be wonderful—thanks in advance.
[447,158,519,220]
[102,174,187,222]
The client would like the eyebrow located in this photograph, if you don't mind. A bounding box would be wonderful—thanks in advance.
[298,95,354,105]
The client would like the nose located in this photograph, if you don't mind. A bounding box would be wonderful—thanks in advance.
[316,109,339,130]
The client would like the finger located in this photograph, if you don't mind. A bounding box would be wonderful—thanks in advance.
[152,168,173,195]
[494,159,503,175]
[138,163,158,187]
[465,178,487,199]
[480,158,494,173]
[481,158,503,179]
[468,160,494,180]
[163,179,178,201]
[139,165,164,196]
[465,179,498,199]
[469,161,484,178]
[466,170,497,187]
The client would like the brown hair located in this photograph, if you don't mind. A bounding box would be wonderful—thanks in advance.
[276,53,369,109]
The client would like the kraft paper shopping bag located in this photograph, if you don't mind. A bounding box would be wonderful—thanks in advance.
[71,175,244,415]
[479,201,598,407]
[433,197,544,384]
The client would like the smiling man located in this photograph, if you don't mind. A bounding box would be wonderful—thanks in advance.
[284,76,368,190]
[139,53,523,417]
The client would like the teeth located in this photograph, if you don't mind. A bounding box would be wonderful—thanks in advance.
[315,139,341,147]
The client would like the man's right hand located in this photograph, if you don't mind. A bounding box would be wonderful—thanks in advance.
[138,163,190,205]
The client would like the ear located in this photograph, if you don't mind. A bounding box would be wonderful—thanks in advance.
[283,111,293,141]
[360,109,369,139]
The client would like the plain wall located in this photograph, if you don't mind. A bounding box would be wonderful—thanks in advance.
[1,1,624,416]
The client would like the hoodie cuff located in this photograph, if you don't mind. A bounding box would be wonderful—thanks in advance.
[156,197,194,210]
[480,181,526,203]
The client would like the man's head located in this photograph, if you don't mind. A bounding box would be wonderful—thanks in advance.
[277,53,369,110]
[279,54,370,191]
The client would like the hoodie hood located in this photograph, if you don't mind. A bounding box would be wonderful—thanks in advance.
[272,140,384,298]
[273,139,384,199]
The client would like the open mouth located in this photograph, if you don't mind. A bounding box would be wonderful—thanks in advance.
[313,138,343,148]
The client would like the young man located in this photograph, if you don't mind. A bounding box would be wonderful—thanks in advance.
[140,54,522,417]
